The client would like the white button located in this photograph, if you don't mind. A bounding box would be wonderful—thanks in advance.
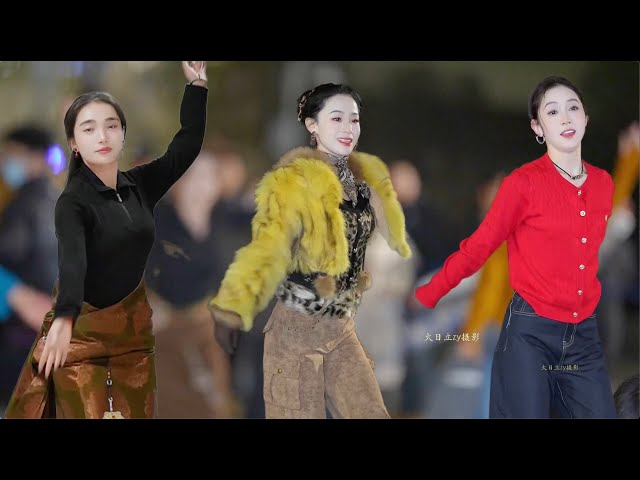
[581,238,587,243]
[577,190,582,196]
[578,290,583,295]
[573,312,578,318]
[580,210,586,217]
[579,264,585,270]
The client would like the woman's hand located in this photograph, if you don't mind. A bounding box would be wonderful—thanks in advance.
[38,316,73,379]
[182,61,207,86]
[213,321,241,356]
[208,302,243,355]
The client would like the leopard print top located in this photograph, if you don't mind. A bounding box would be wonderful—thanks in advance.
[276,181,375,319]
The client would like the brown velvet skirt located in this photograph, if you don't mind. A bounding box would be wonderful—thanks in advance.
[4,281,155,419]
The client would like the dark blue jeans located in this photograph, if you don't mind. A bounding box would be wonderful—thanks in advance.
[490,292,616,419]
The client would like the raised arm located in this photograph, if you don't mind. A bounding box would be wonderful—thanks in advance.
[128,61,208,206]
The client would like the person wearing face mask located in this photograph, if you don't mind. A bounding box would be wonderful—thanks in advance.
[0,125,60,415]
[208,83,412,419]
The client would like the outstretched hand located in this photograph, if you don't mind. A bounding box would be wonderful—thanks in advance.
[182,61,208,85]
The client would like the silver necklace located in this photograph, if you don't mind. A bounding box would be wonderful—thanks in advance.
[552,160,586,181]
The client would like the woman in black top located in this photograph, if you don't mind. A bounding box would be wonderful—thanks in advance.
[5,61,208,419]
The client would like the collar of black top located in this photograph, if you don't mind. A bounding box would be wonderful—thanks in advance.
[79,161,136,192]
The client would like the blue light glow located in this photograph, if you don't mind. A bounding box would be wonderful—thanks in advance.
[46,145,66,175]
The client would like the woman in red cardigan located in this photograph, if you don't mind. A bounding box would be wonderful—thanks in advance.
[415,76,617,419]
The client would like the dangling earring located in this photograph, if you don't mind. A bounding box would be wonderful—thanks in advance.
[310,132,317,148]
[73,148,79,157]
[535,135,545,145]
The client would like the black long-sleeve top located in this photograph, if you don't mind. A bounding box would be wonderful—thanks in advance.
[53,85,207,322]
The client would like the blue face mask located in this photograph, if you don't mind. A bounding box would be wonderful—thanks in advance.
[0,158,28,189]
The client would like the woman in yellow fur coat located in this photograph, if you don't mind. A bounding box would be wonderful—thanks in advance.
[208,83,412,418]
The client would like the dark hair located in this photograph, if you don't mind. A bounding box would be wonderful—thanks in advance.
[614,374,639,419]
[296,83,363,125]
[528,76,586,121]
[63,91,127,182]
[3,125,53,152]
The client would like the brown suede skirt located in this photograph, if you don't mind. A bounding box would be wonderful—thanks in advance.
[4,281,155,419]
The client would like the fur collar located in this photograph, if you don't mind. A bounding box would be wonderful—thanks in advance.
[274,146,412,259]
[274,147,365,182]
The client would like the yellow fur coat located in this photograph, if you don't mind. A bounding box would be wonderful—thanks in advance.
[209,147,412,331]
